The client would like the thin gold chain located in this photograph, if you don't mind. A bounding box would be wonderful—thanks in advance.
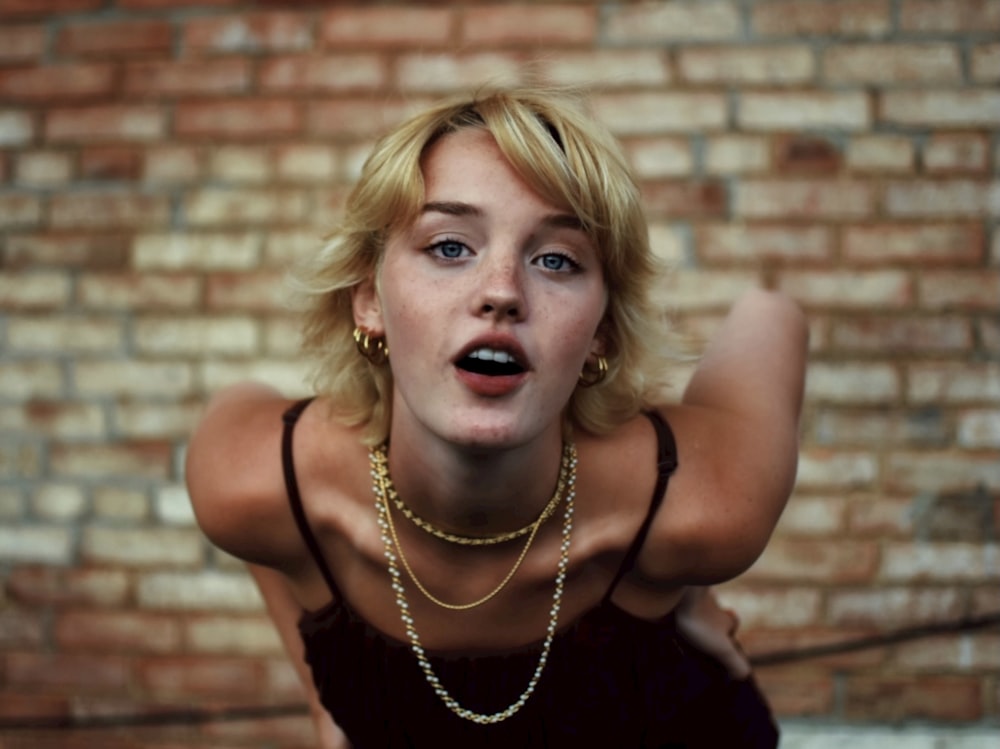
[370,443,577,725]
[373,442,568,546]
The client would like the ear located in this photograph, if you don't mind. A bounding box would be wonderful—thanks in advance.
[351,275,384,334]
[588,317,609,359]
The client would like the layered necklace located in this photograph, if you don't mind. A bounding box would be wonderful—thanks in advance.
[369,441,577,724]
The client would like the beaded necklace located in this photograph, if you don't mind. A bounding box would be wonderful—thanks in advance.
[370,442,577,724]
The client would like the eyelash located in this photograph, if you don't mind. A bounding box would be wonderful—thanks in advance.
[424,239,582,273]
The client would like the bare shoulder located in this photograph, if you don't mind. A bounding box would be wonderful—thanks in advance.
[185,383,309,568]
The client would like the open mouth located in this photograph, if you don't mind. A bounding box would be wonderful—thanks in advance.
[457,347,525,377]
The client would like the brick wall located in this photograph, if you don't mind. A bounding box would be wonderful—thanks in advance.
[1,1,997,746]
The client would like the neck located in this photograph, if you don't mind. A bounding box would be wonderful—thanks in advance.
[382,423,566,537]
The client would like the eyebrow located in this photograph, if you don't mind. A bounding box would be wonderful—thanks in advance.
[420,201,585,232]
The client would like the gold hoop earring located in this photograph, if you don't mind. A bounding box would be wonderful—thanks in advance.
[578,355,608,387]
[353,327,389,365]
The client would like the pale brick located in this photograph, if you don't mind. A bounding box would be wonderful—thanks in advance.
[881,90,1000,128]
[50,442,173,480]
[823,43,961,83]
[45,104,165,142]
[49,192,170,228]
[775,496,846,535]
[92,485,149,521]
[262,229,320,266]
[887,452,1000,493]
[651,270,762,311]
[0,487,25,518]
[752,0,891,36]
[894,633,1000,671]
[206,271,289,311]
[140,656,264,697]
[536,50,671,87]
[678,45,814,84]
[625,138,693,178]
[843,224,982,265]
[124,58,250,97]
[848,496,915,536]
[309,97,428,138]
[320,6,453,47]
[805,362,899,404]
[114,401,202,440]
[647,222,686,266]
[697,225,832,263]
[704,135,772,174]
[735,180,876,219]
[263,317,303,356]
[133,232,260,270]
[201,360,311,395]
[0,361,64,400]
[155,484,196,526]
[7,315,123,354]
[0,24,45,62]
[186,615,282,655]
[208,146,271,183]
[183,12,313,53]
[714,587,822,627]
[77,273,202,310]
[881,542,1000,581]
[797,449,880,489]
[461,4,596,45]
[260,54,385,94]
[846,135,915,173]
[56,610,180,654]
[134,317,258,356]
[591,93,727,135]
[397,52,522,93]
[919,271,1000,309]
[184,188,309,226]
[0,526,73,564]
[5,652,130,692]
[971,43,1000,82]
[144,145,203,183]
[957,410,1000,448]
[0,440,43,479]
[605,0,741,41]
[0,109,33,145]
[830,316,972,352]
[74,360,194,397]
[908,363,1000,404]
[175,100,302,139]
[886,179,999,218]
[15,150,73,185]
[82,527,203,567]
[32,483,87,521]
[739,92,871,131]
[828,588,964,628]
[5,234,130,269]
[137,571,262,611]
[900,0,1000,32]
[746,539,878,582]
[924,134,991,174]
[0,607,45,648]
[0,270,71,309]
[275,144,338,182]
[0,193,42,228]
[778,270,911,307]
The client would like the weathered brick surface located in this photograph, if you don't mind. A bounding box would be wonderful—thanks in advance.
[1,0,997,741]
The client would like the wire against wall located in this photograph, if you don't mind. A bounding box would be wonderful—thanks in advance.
[1,612,998,732]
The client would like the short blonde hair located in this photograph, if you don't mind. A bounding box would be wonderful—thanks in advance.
[293,87,675,444]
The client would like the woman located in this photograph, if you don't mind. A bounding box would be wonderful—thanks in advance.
[187,87,807,747]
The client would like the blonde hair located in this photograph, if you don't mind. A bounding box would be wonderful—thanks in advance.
[293,87,675,443]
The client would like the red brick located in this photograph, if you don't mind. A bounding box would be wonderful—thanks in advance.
[0,24,45,62]
[3,233,130,269]
[175,100,302,139]
[120,0,238,7]
[56,20,174,57]
[639,180,726,219]
[881,90,1000,128]
[124,59,251,97]
[461,4,597,45]
[183,12,313,54]
[774,135,842,174]
[0,0,103,18]
[745,626,886,670]
[605,0,741,41]
[56,610,181,653]
[138,656,265,697]
[0,606,45,648]
[259,54,387,93]
[753,668,836,716]
[45,105,166,143]
[0,63,114,101]
[751,0,891,36]
[308,97,426,138]
[397,52,523,93]
[823,43,962,83]
[900,0,1000,32]
[845,675,983,721]
[206,271,288,312]
[843,223,983,265]
[746,539,879,582]
[678,45,815,84]
[49,192,170,229]
[0,193,42,228]
[79,146,142,181]
[847,496,916,536]
[830,316,972,352]
[77,272,202,310]
[894,632,1000,671]
[714,585,823,627]
[320,6,453,47]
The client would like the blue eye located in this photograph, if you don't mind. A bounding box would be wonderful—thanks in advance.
[537,253,578,272]
[429,240,468,259]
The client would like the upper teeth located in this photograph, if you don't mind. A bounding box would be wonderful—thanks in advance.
[468,347,517,364]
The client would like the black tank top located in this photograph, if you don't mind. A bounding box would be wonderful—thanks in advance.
[280,399,778,748]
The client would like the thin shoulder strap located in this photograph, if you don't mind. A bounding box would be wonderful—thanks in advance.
[604,410,679,599]
[281,397,342,600]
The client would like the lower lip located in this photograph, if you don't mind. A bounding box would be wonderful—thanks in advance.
[455,368,527,397]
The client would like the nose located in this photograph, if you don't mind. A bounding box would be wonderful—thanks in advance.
[476,252,525,321]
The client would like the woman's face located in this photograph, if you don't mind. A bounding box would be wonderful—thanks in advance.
[354,127,608,451]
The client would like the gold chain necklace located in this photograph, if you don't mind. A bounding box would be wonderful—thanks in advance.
[377,443,568,546]
[370,442,577,724]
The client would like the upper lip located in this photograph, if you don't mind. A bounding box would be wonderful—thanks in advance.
[455,335,531,370]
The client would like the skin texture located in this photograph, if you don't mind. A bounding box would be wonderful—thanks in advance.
[186,128,808,747]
